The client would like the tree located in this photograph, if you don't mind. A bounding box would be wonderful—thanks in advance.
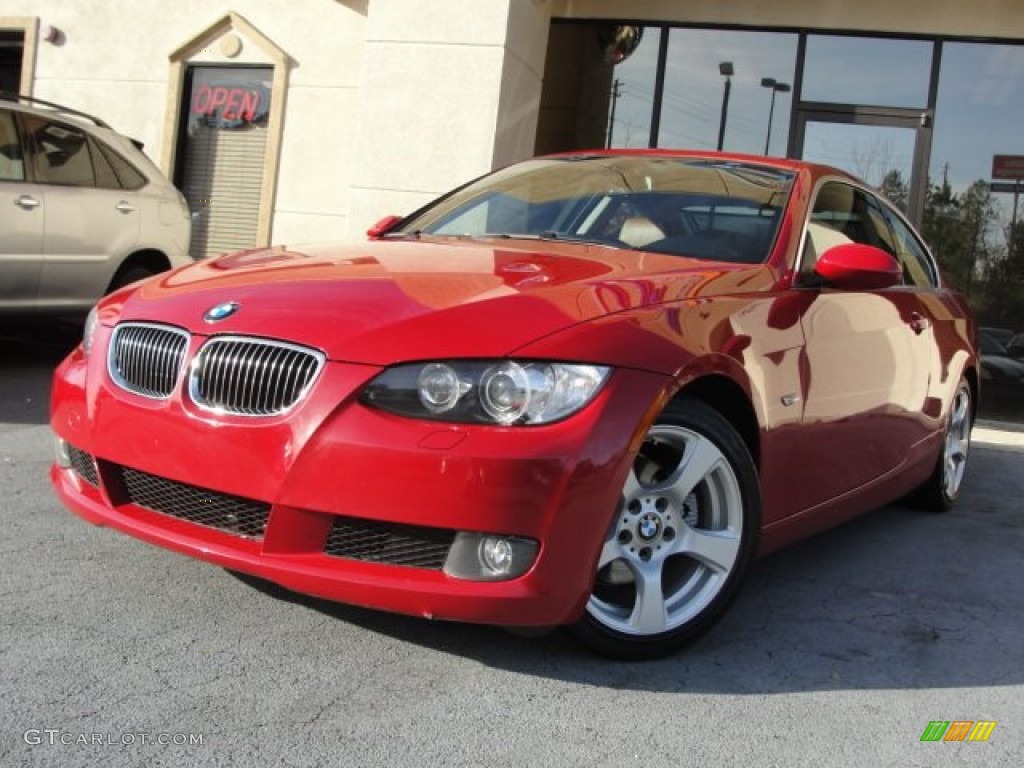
[922,177,970,291]
[1001,219,1024,284]
[922,176,1018,325]
[878,168,909,213]
[959,180,999,296]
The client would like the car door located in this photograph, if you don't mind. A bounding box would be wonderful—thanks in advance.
[21,114,140,310]
[0,107,45,310]
[877,199,954,430]
[789,181,934,511]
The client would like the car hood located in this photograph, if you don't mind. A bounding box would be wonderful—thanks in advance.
[106,238,772,365]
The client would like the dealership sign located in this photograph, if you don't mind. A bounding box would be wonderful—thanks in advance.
[190,83,270,129]
[992,155,1024,180]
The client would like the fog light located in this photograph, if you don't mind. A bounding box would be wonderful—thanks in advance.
[443,532,539,581]
[481,537,514,574]
[54,436,72,468]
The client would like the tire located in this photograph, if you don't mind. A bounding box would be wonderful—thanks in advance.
[913,377,973,513]
[571,397,761,660]
[107,265,156,293]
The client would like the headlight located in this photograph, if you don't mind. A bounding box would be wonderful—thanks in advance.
[82,306,99,357]
[361,360,611,425]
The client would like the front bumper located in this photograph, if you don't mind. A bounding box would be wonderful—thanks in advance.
[50,339,668,627]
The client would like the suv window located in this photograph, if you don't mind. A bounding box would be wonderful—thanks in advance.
[0,109,25,181]
[88,134,121,190]
[96,140,147,190]
[18,113,148,191]
[23,114,95,187]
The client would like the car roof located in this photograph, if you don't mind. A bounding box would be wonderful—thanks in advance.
[544,148,861,186]
[0,91,110,127]
[0,91,166,182]
[0,92,146,151]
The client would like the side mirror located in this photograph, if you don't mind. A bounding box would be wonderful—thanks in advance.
[815,243,902,290]
[367,215,404,240]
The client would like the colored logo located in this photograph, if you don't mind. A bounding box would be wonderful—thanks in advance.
[920,720,997,742]
[204,302,240,323]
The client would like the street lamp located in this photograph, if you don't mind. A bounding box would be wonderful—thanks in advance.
[760,77,791,156]
[717,61,734,152]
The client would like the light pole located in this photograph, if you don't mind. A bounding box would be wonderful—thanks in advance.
[760,77,791,156]
[716,62,734,152]
[606,78,622,148]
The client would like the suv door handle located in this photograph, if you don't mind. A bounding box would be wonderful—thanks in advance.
[908,312,931,335]
[15,195,40,210]
[115,201,136,213]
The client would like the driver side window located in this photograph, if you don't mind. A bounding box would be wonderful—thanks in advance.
[800,181,898,281]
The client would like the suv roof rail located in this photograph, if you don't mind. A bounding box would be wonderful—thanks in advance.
[0,91,111,128]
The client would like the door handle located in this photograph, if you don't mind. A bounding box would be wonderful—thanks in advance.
[15,195,40,210]
[909,312,931,335]
[115,201,136,213]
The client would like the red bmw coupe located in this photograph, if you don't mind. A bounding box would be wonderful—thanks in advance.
[50,151,977,658]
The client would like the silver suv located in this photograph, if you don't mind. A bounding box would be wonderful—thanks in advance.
[1,93,192,315]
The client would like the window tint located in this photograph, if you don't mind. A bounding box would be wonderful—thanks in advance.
[24,115,95,187]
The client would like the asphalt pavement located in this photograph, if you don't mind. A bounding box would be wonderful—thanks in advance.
[1,323,1021,767]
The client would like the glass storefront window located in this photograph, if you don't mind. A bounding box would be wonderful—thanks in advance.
[803,35,933,108]
[928,42,1024,421]
[931,42,1024,215]
[177,66,272,259]
[606,27,662,148]
[537,20,1024,423]
[801,122,916,192]
[657,28,797,156]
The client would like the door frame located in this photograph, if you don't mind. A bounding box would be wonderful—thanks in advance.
[791,103,934,226]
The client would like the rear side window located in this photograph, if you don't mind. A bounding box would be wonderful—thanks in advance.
[881,206,938,287]
[0,109,25,181]
[96,140,147,190]
[89,135,121,189]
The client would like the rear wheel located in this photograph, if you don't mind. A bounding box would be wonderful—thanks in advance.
[914,377,972,512]
[571,398,760,659]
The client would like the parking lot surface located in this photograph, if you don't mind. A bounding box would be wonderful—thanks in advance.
[1,324,1021,767]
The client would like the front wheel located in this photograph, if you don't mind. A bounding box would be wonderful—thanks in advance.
[571,398,761,659]
[107,264,157,293]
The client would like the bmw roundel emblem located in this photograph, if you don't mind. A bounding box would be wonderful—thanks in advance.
[204,301,240,323]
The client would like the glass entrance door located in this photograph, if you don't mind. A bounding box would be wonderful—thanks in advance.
[794,110,930,224]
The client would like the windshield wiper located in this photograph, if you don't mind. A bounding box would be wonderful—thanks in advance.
[537,231,636,250]
[456,232,637,250]
[378,230,422,239]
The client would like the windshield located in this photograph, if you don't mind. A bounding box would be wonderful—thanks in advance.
[396,155,795,264]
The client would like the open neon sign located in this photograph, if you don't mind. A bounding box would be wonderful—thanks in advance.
[189,83,270,128]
